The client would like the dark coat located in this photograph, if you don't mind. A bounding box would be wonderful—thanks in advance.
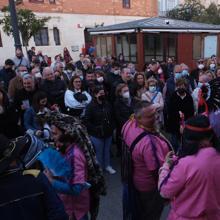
[84,99,115,138]
[114,97,134,129]
[0,105,22,138]
[0,67,16,92]
[0,170,68,220]
[167,91,194,134]
[40,79,66,110]
[13,88,37,126]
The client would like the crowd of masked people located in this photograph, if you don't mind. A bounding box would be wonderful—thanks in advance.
[0,45,220,220]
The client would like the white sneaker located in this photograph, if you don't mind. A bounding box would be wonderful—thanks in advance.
[105,166,116,174]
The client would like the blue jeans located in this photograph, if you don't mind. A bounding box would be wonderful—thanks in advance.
[90,136,112,169]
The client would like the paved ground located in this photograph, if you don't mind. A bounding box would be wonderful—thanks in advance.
[97,153,169,220]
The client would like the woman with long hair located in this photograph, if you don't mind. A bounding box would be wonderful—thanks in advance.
[63,47,73,64]
[130,72,147,102]
[158,115,220,220]
[64,75,91,117]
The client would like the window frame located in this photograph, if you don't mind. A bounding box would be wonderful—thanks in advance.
[96,35,112,57]
[122,0,131,8]
[116,33,137,63]
[34,27,49,46]
[53,27,61,46]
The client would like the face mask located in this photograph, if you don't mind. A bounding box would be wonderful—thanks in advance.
[177,88,186,96]
[35,72,42,78]
[198,82,209,88]
[67,70,72,73]
[114,70,120,75]
[122,91,130,99]
[182,70,189,77]
[149,86,157,93]
[79,75,84,80]
[198,64,205,70]
[175,72,182,80]
[210,64,216,70]
[20,71,28,78]
[97,77,104,83]
[98,95,105,102]
[158,68,163,74]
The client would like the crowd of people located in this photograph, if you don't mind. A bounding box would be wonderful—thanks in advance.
[0,46,220,220]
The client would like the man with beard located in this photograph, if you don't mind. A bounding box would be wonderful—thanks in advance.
[0,59,16,92]
[13,48,30,69]
[83,70,96,94]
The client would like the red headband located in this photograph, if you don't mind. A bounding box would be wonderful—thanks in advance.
[185,124,212,132]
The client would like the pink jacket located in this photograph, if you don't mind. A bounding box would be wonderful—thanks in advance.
[60,145,90,220]
[122,119,169,192]
[159,147,220,220]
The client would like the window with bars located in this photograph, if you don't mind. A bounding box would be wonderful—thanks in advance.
[144,33,177,62]
[53,27,61,45]
[116,34,137,63]
[123,0,130,8]
[34,28,49,46]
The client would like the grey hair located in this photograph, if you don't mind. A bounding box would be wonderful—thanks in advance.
[134,101,152,118]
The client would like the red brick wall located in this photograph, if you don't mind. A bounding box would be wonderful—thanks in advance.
[177,33,196,69]
[0,0,158,17]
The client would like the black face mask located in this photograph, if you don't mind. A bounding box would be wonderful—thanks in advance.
[177,88,186,96]
[98,95,105,102]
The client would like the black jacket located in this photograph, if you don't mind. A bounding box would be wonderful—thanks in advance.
[167,91,194,134]
[0,105,22,138]
[13,88,37,126]
[40,79,66,110]
[84,99,115,138]
[0,67,16,92]
[114,97,134,129]
[0,170,68,220]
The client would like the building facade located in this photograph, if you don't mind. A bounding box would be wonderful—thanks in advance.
[158,0,180,16]
[0,0,157,63]
[89,17,220,70]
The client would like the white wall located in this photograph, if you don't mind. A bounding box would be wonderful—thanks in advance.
[0,12,145,65]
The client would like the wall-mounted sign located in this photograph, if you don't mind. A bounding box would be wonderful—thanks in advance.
[71,45,79,52]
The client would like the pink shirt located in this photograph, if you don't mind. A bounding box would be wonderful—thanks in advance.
[122,119,169,192]
[60,145,90,220]
[159,147,220,220]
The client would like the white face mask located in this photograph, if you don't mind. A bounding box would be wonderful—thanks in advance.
[158,68,163,74]
[210,63,216,69]
[35,72,42,78]
[114,70,120,75]
[97,76,104,83]
[198,64,205,70]
[122,91,130,99]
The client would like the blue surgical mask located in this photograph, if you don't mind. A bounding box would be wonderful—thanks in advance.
[182,70,189,77]
[149,86,157,93]
[79,75,84,80]
[175,72,182,80]
[198,82,209,88]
